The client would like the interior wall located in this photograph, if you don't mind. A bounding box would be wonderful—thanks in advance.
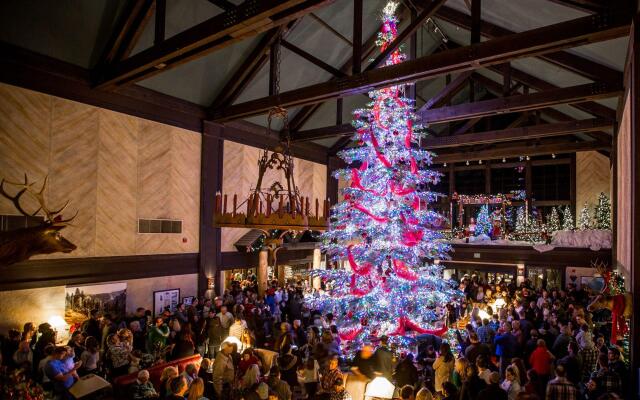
[616,91,631,289]
[220,141,327,252]
[0,274,197,335]
[0,83,201,258]
[576,151,611,210]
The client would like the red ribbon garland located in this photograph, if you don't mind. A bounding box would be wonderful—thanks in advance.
[390,181,415,196]
[401,229,424,247]
[351,169,387,196]
[388,316,448,336]
[400,213,419,225]
[392,259,418,281]
[350,274,373,297]
[347,245,373,276]
[338,327,363,341]
[353,202,388,223]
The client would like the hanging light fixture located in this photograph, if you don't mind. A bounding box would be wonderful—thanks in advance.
[502,158,506,163]
[479,160,483,165]
[552,153,556,159]
[443,162,447,167]
[466,160,470,166]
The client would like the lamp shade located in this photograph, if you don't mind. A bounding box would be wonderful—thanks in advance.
[364,376,395,399]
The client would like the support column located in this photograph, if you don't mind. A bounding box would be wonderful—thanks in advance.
[258,249,269,297]
[199,122,223,295]
[327,155,341,206]
[312,247,322,290]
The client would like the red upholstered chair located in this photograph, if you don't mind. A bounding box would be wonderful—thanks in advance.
[113,354,202,397]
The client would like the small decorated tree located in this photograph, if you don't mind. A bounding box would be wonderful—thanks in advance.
[475,204,492,237]
[562,205,574,230]
[578,202,593,230]
[515,206,527,233]
[594,192,611,230]
[547,207,561,232]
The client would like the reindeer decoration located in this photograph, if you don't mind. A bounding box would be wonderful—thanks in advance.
[586,259,632,344]
[0,174,77,266]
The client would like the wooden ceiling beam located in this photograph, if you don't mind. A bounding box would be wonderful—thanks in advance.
[434,139,610,163]
[420,82,621,125]
[417,70,472,112]
[281,39,347,77]
[97,0,155,67]
[209,26,288,110]
[95,0,333,89]
[287,5,397,131]
[435,6,624,85]
[422,118,612,148]
[546,0,610,14]
[210,11,629,122]
[365,0,448,71]
[291,123,353,142]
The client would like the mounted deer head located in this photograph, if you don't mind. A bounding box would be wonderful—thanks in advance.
[0,174,77,266]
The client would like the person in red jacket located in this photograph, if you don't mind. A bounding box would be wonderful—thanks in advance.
[528,339,554,386]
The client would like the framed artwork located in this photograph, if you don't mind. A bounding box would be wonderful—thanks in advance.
[182,296,195,306]
[153,289,180,317]
[66,283,126,326]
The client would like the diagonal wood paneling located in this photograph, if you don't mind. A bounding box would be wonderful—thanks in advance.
[170,129,201,253]
[136,120,173,254]
[0,83,202,260]
[48,97,99,258]
[576,151,611,209]
[95,109,138,256]
[0,83,51,214]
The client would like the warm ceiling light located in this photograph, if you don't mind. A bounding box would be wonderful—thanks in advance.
[552,153,556,159]
[502,158,506,163]
[443,162,447,167]
[466,160,470,166]
[479,160,483,164]
[526,155,530,161]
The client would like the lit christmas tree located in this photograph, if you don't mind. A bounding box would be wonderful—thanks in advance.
[562,205,574,230]
[546,207,561,232]
[578,202,593,230]
[515,206,527,233]
[595,192,611,230]
[475,204,491,237]
[305,2,462,351]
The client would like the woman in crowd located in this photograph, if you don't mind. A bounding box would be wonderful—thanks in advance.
[433,342,454,396]
[79,336,100,376]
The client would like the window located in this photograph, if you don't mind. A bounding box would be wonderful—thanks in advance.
[531,164,571,201]
[491,166,525,194]
[455,169,485,195]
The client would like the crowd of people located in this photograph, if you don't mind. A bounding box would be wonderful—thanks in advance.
[0,274,629,400]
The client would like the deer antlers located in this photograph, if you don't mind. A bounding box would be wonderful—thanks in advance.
[0,174,77,225]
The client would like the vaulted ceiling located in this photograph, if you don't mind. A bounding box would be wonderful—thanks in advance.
[0,0,628,156]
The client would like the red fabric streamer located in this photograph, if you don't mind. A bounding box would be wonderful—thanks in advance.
[359,161,368,171]
[400,213,419,225]
[405,119,413,149]
[351,169,387,196]
[347,245,373,276]
[402,229,424,246]
[410,157,418,175]
[392,259,418,281]
[389,316,448,336]
[390,181,415,196]
[338,327,363,341]
[350,274,372,297]
[610,295,627,344]
[411,196,420,211]
[353,203,388,222]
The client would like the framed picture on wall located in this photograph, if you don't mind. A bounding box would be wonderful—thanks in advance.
[182,296,195,306]
[153,289,180,317]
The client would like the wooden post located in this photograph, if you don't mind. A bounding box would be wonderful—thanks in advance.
[233,194,237,217]
[258,249,268,297]
[223,194,227,214]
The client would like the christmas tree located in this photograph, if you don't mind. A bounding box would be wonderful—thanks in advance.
[562,205,574,230]
[475,205,492,237]
[578,202,593,230]
[595,192,611,230]
[305,2,461,351]
[547,207,561,232]
[515,206,527,233]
